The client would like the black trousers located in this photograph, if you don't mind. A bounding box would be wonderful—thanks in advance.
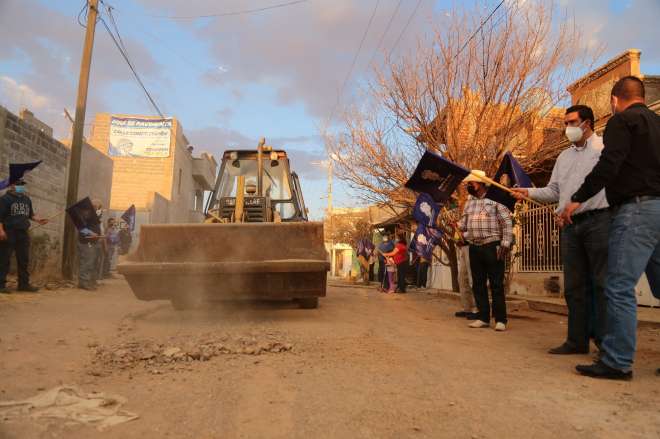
[0,229,31,288]
[396,259,408,293]
[417,261,429,288]
[560,210,610,350]
[469,242,506,324]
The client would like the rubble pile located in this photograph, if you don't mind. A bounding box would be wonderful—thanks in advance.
[89,333,294,374]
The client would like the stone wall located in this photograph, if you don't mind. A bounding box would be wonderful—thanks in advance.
[0,106,113,278]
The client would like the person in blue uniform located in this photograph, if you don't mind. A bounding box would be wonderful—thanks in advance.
[0,179,48,293]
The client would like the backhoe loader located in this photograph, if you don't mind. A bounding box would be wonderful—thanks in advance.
[117,138,328,309]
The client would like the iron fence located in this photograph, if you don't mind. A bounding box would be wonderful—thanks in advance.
[515,202,562,272]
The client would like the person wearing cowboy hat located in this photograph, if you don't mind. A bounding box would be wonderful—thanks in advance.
[458,170,513,331]
[0,178,48,293]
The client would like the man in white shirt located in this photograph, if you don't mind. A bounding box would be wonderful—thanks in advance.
[512,105,609,355]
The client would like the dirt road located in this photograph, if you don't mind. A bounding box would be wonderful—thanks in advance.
[0,279,658,438]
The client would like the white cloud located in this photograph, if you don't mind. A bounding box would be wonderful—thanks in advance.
[0,75,51,110]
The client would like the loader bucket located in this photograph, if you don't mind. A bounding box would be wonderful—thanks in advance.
[117,222,330,309]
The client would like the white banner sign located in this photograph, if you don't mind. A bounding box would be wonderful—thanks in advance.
[108,117,172,158]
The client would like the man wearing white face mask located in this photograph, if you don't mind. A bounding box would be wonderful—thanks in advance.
[512,105,609,355]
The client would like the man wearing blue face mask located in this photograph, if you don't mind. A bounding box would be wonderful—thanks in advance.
[512,105,609,355]
[0,179,48,293]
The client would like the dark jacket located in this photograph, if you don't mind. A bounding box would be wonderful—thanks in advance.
[0,192,34,230]
[573,103,660,206]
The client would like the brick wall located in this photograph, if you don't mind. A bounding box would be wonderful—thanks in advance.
[0,106,113,278]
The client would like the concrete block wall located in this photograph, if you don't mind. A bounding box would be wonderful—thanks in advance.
[0,106,69,276]
[0,106,113,278]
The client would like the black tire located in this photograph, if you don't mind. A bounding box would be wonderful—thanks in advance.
[298,297,318,309]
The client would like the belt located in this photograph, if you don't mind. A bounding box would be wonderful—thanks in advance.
[570,207,609,223]
[620,195,660,205]
[468,240,500,247]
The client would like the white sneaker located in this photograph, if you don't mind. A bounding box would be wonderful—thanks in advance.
[494,322,506,331]
[468,320,489,328]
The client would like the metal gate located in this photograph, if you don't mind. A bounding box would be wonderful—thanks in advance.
[515,202,562,272]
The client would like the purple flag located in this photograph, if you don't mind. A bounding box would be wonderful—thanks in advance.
[485,152,533,211]
[405,151,470,202]
[413,193,441,227]
[66,197,100,231]
[410,223,442,260]
[0,161,42,189]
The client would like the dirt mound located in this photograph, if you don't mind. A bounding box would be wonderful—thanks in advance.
[89,333,294,376]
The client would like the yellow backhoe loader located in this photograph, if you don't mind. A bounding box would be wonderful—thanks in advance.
[117,138,329,310]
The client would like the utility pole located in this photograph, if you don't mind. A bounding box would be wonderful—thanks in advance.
[62,0,99,279]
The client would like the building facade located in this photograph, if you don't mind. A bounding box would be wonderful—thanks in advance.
[88,113,217,226]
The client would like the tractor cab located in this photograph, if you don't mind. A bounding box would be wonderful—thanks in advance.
[206,141,308,223]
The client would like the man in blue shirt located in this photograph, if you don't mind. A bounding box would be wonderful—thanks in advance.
[0,179,48,293]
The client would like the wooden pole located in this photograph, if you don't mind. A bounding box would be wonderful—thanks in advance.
[468,170,553,212]
[62,0,99,279]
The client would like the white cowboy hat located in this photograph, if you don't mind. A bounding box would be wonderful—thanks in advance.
[463,170,489,184]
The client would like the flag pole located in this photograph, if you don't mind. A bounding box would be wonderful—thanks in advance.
[469,171,553,212]
[29,210,66,231]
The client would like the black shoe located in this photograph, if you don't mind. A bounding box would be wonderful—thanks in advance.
[17,285,39,293]
[454,311,468,318]
[576,360,632,381]
[548,343,589,355]
[656,368,660,377]
[465,312,479,321]
[78,284,97,291]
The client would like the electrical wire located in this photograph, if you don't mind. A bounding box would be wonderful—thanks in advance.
[105,4,129,55]
[366,0,403,69]
[144,0,310,20]
[77,0,89,28]
[98,11,165,117]
[456,0,506,58]
[323,0,381,135]
[387,0,422,60]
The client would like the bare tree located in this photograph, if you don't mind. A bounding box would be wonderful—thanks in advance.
[327,0,601,291]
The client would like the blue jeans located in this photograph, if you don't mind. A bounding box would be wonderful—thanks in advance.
[601,199,660,372]
[560,210,610,350]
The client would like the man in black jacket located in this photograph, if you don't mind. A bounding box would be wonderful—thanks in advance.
[0,179,49,293]
[562,76,660,380]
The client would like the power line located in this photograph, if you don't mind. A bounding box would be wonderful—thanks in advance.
[99,9,165,117]
[456,0,506,58]
[323,0,381,135]
[105,4,128,55]
[144,0,310,20]
[366,0,403,69]
[387,0,422,60]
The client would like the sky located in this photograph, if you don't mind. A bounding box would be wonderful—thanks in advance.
[1,0,659,219]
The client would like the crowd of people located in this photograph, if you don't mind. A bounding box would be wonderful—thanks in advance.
[1,76,658,381]
[0,188,133,293]
[363,76,659,380]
